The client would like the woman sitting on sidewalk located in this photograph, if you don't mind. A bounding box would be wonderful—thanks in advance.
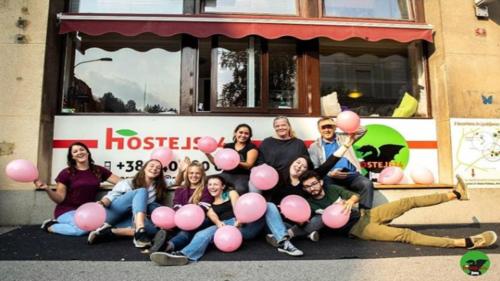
[297,170,497,249]
[87,159,176,248]
[36,142,120,236]
[149,159,214,253]
[150,175,266,265]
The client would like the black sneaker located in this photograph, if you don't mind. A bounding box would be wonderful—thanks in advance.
[88,223,115,244]
[40,219,57,232]
[308,231,320,242]
[277,240,303,256]
[133,227,152,248]
[149,229,168,253]
[150,251,188,266]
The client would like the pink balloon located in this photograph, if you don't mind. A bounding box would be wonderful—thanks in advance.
[250,164,279,190]
[280,195,311,223]
[399,174,411,184]
[151,206,176,229]
[197,136,218,153]
[234,193,267,223]
[214,148,240,171]
[378,166,404,185]
[214,225,243,252]
[5,159,39,182]
[336,111,361,133]
[151,147,174,166]
[74,202,106,231]
[174,204,205,231]
[410,167,435,184]
[322,203,349,229]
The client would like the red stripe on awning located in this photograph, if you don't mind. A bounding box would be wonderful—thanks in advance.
[58,15,433,43]
[407,141,437,149]
[53,140,99,149]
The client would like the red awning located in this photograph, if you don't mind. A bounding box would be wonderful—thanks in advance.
[58,14,433,43]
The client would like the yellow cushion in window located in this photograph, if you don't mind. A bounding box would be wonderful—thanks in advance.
[392,92,418,118]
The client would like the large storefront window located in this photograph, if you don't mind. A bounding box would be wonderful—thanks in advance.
[69,0,183,14]
[197,36,301,113]
[203,0,297,15]
[320,39,427,117]
[323,0,412,20]
[63,34,181,114]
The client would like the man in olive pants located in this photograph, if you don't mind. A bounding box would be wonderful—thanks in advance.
[300,170,497,249]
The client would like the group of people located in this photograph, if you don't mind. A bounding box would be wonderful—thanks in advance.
[36,116,498,266]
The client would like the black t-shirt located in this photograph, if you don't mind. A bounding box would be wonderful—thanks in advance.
[211,199,235,221]
[257,137,309,174]
[223,142,258,175]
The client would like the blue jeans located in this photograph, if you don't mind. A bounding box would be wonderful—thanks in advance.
[181,217,265,261]
[105,188,159,235]
[324,174,374,209]
[264,202,288,241]
[51,210,87,236]
[169,218,212,250]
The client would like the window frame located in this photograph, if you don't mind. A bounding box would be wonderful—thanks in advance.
[319,0,420,23]
[60,33,183,115]
[202,36,308,115]
[200,0,301,17]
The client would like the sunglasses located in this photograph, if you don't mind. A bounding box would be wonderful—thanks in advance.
[320,124,334,130]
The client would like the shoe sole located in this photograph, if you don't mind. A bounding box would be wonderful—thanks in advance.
[277,248,303,257]
[134,239,152,249]
[150,252,188,266]
[88,231,98,244]
[265,235,280,248]
[150,230,168,253]
[455,175,469,200]
[486,231,498,247]
[309,232,320,242]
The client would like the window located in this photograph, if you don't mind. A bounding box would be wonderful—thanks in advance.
[197,36,302,113]
[63,34,181,114]
[69,0,183,14]
[320,39,428,117]
[323,0,412,20]
[203,0,297,15]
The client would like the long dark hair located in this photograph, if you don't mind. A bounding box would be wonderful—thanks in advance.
[66,142,100,177]
[281,155,313,187]
[232,123,253,143]
[132,159,167,203]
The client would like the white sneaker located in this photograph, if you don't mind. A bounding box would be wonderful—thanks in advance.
[277,240,303,257]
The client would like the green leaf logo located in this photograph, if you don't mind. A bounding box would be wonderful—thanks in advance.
[116,129,138,137]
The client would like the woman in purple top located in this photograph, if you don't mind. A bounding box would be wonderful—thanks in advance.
[149,159,214,253]
[35,142,120,236]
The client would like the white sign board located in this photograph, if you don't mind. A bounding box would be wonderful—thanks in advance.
[451,118,500,188]
[52,116,438,184]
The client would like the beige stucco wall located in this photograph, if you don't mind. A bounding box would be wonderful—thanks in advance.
[425,0,500,184]
[0,0,49,190]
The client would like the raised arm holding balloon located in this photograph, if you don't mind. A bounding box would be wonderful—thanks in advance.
[36,142,120,236]
[308,115,374,209]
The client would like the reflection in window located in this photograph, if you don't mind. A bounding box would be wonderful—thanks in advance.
[64,38,181,114]
[323,0,411,20]
[320,40,426,117]
[215,37,261,108]
[269,39,298,109]
[69,0,183,14]
[204,0,297,15]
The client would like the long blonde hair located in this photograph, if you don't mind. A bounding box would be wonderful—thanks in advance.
[273,115,296,138]
[183,162,207,204]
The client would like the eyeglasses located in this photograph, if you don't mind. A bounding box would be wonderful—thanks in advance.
[303,181,320,189]
[320,124,334,130]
